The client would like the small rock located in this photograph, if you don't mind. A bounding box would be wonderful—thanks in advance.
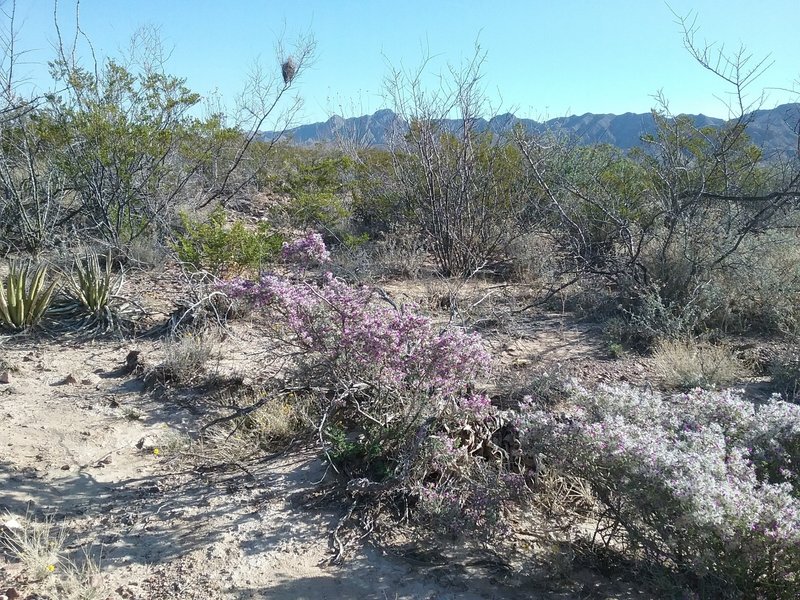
[62,374,79,385]
[124,350,141,375]
[2,517,23,534]
[0,371,10,384]
[136,436,157,451]
[60,464,71,471]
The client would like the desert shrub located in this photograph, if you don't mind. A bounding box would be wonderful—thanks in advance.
[634,230,800,339]
[0,261,59,331]
[351,148,408,237]
[651,338,745,390]
[121,233,170,269]
[220,233,522,537]
[384,50,530,277]
[505,232,560,284]
[517,384,800,598]
[157,331,216,384]
[771,345,800,402]
[288,191,350,229]
[702,233,800,335]
[270,150,354,230]
[280,230,331,265]
[172,206,283,275]
[369,225,428,279]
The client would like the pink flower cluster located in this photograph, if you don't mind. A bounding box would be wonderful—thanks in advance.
[281,231,330,264]
[221,271,490,398]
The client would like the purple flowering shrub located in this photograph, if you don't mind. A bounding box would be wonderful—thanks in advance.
[220,233,521,536]
[223,271,489,395]
[281,231,331,265]
[517,383,800,598]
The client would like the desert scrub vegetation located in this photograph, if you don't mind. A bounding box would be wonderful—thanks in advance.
[1,513,105,599]
[3,4,800,598]
[771,343,800,401]
[172,206,284,275]
[48,253,143,335]
[214,233,800,594]
[517,384,800,599]
[219,233,524,541]
[651,338,746,390]
[152,329,218,385]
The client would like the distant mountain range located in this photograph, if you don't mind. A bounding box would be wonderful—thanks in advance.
[262,103,800,156]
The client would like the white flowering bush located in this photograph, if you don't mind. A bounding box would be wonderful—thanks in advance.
[517,383,800,598]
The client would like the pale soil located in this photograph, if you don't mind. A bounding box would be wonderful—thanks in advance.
[0,270,733,599]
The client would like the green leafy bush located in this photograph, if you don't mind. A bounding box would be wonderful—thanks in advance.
[0,262,58,331]
[173,207,283,275]
[287,191,349,228]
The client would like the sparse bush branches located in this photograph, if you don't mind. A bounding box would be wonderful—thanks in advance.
[44,52,205,245]
[513,31,800,337]
[383,45,530,277]
[0,12,315,251]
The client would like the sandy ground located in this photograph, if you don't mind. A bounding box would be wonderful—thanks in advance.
[0,274,672,599]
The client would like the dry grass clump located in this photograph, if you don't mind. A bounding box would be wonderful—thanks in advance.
[240,395,310,443]
[651,338,746,390]
[771,344,800,401]
[2,513,66,580]
[158,330,217,384]
[1,513,105,599]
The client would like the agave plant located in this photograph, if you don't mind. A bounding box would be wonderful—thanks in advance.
[49,253,140,335]
[68,253,122,315]
[0,261,59,331]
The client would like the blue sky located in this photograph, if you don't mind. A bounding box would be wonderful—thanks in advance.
[7,0,799,124]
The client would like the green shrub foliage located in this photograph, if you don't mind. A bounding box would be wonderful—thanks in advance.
[173,207,283,275]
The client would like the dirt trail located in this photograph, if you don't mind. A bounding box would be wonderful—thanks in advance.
[0,284,666,600]
[0,338,554,599]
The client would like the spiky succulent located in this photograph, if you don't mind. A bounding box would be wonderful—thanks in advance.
[68,253,122,316]
[0,262,58,331]
[49,254,141,335]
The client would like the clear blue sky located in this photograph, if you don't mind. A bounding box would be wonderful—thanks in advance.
[7,0,799,124]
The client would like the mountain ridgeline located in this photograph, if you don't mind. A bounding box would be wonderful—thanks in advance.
[262,104,800,156]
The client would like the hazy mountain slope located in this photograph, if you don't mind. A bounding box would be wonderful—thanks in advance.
[263,103,800,156]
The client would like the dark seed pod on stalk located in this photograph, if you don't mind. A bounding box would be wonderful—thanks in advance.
[281,57,296,84]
